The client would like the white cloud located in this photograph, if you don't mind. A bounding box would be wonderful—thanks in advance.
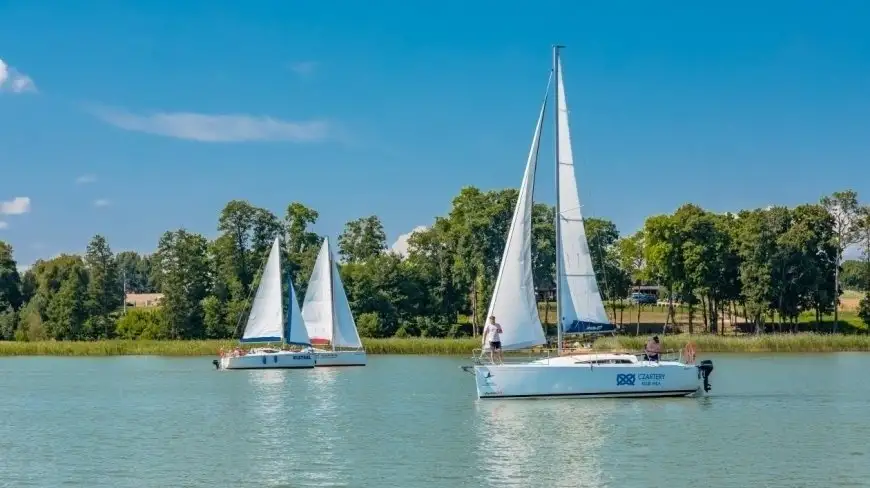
[391,225,429,257]
[0,197,31,215]
[0,58,37,94]
[0,221,7,230]
[89,106,330,143]
[75,174,97,184]
[289,61,318,77]
[93,199,111,207]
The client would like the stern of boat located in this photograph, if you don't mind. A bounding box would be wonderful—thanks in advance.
[313,349,367,367]
[696,359,714,393]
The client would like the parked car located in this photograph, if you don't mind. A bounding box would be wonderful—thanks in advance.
[629,292,657,304]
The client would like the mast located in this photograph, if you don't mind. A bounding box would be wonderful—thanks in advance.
[327,237,336,351]
[553,44,564,354]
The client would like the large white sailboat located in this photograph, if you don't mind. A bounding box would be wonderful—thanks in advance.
[464,46,714,399]
[215,237,315,370]
[301,238,367,367]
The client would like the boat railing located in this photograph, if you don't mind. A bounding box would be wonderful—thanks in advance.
[471,347,553,365]
[470,347,687,366]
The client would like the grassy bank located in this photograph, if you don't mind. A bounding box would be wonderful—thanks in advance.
[2,334,870,356]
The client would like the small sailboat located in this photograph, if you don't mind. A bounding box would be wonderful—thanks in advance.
[301,238,367,367]
[463,46,714,398]
[215,237,315,370]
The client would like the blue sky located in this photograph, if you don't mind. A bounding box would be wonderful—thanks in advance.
[2,0,869,267]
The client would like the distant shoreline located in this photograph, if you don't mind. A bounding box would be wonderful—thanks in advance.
[1,334,870,357]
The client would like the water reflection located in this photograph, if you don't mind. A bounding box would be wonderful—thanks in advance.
[475,399,614,487]
[246,370,295,486]
[305,368,349,487]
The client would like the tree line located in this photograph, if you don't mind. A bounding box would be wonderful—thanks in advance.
[2,187,870,342]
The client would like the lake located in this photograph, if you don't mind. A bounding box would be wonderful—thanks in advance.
[1,354,868,487]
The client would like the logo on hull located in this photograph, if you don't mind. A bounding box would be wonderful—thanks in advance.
[616,373,636,386]
[294,355,312,360]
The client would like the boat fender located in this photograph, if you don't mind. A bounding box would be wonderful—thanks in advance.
[212,359,220,370]
[697,360,714,392]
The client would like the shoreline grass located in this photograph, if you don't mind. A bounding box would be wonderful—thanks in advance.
[1,333,870,357]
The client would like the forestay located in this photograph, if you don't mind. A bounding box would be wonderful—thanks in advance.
[555,59,613,334]
[484,76,551,351]
[241,237,285,342]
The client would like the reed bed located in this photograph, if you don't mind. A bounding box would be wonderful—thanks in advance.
[1,334,870,357]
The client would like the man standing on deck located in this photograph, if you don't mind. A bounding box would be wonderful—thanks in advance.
[482,315,503,364]
[645,335,661,362]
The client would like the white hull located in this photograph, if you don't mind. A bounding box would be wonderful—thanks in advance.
[218,350,315,370]
[312,349,367,367]
[470,354,706,399]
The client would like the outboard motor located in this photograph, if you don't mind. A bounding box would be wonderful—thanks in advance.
[212,359,220,370]
[697,360,714,392]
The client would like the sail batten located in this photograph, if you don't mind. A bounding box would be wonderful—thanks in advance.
[484,75,551,351]
[554,56,613,335]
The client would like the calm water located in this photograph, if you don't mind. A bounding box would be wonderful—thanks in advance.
[1,354,869,487]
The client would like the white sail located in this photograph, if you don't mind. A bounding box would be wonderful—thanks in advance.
[555,58,612,334]
[330,256,363,349]
[241,237,284,342]
[301,240,333,343]
[286,277,311,346]
[484,81,550,351]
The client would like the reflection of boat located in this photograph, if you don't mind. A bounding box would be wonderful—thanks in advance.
[215,237,315,370]
[463,46,714,399]
[301,238,367,367]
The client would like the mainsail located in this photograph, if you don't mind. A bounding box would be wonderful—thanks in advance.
[241,237,285,342]
[484,76,551,351]
[554,57,613,334]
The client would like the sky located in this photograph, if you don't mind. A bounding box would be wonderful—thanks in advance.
[2,0,870,268]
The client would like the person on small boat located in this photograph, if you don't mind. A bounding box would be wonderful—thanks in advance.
[482,315,503,364]
[644,336,661,362]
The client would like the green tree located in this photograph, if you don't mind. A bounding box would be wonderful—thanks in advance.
[84,235,121,338]
[0,241,22,311]
[115,251,157,293]
[154,229,210,339]
[0,303,17,340]
[821,190,860,331]
[284,202,322,295]
[0,241,22,339]
[858,294,870,329]
[201,295,229,339]
[338,215,387,263]
[405,220,462,324]
[841,260,869,291]
[643,214,684,329]
[44,261,89,340]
